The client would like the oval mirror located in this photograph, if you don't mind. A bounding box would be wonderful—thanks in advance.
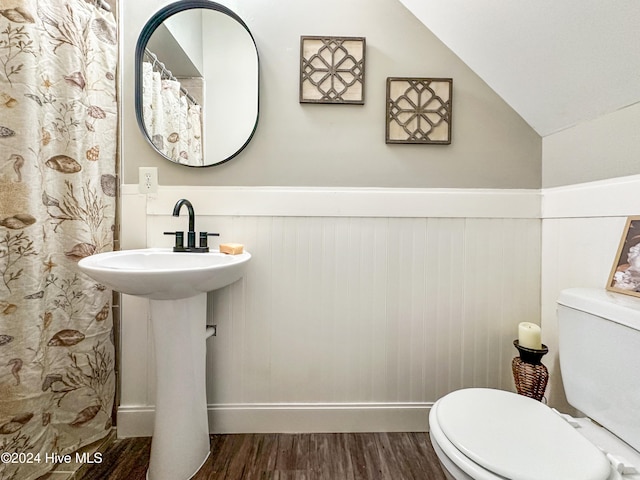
[135,1,259,167]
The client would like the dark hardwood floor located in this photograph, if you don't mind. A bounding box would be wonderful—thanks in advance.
[79,433,446,480]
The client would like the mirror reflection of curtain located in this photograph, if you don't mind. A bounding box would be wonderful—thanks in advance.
[142,61,203,166]
[187,103,203,164]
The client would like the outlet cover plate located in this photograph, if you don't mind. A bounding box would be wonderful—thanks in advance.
[138,167,158,194]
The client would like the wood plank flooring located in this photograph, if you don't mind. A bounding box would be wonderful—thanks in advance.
[80,433,446,480]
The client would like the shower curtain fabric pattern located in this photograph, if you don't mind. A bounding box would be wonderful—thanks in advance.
[142,61,203,166]
[0,1,117,479]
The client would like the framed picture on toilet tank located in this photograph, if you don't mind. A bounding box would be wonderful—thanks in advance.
[607,216,640,298]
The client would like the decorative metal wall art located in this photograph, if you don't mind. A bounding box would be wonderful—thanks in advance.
[386,77,452,144]
[300,36,366,104]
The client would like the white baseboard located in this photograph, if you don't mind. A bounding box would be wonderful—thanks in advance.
[117,403,432,438]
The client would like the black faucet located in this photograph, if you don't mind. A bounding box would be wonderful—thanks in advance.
[173,198,195,232]
[173,198,196,249]
[164,199,219,252]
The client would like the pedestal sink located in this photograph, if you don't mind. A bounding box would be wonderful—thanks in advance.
[78,248,251,480]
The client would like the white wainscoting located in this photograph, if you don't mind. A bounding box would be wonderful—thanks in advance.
[540,174,640,411]
[118,186,541,436]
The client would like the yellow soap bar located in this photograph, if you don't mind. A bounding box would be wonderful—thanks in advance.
[219,243,244,255]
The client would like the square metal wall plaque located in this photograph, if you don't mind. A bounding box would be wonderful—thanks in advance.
[300,36,366,104]
[386,77,452,144]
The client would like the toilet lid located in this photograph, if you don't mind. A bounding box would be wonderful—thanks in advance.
[436,388,611,480]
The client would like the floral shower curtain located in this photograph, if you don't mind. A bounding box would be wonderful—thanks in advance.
[142,61,203,166]
[0,1,117,479]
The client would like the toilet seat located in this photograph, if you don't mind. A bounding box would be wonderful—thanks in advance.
[430,406,501,480]
[433,388,612,480]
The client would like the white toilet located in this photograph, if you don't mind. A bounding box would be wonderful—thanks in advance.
[429,288,640,480]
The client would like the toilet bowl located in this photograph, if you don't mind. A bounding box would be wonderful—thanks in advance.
[429,288,640,480]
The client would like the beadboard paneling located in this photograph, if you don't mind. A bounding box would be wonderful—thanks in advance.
[194,216,541,406]
[540,175,640,410]
[119,187,541,435]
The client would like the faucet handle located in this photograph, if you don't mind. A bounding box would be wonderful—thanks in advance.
[163,231,184,250]
[199,232,220,249]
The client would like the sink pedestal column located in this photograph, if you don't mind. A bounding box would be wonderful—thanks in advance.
[147,293,210,480]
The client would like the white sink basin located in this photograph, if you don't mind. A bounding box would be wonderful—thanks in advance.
[78,247,251,300]
[79,246,252,479]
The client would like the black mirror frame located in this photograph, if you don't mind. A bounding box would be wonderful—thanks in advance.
[134,0,260,167]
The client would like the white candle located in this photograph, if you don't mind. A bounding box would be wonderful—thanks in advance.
[518,322,542,350]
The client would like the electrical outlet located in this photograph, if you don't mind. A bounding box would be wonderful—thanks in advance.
[138,167,158,194]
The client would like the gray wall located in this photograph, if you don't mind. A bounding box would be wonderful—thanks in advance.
[122,0,541,188]
[542,103,640,187]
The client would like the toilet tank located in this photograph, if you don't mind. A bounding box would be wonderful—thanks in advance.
[557,288,640,452]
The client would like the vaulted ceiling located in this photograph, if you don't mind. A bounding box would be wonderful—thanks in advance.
[398,0,640,137]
